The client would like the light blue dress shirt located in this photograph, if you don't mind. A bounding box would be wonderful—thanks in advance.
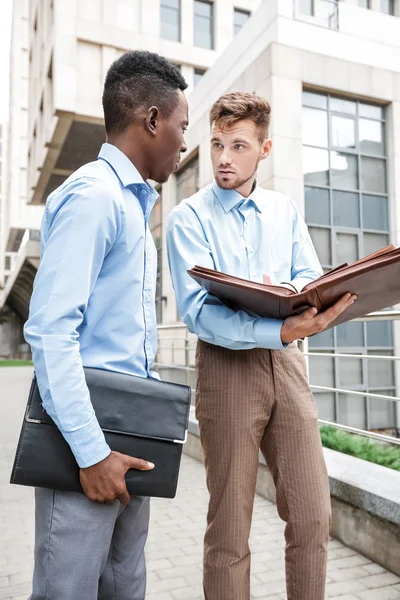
[167,180,322,351]
[24,143,159,468]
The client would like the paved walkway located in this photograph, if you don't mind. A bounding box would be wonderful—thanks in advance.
[1,367,399,600]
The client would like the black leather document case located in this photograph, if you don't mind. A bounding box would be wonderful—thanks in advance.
[10,367,191,498]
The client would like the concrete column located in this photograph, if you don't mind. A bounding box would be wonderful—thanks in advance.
[258,50,304,212]
[140,0,160,40]
[181,65,194,93]
[181,0,194,46]
[214,0,234,52]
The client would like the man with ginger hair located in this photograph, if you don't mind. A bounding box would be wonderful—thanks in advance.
[167,92,355,600]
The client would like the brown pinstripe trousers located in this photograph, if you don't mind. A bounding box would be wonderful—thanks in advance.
[195,340,331,600]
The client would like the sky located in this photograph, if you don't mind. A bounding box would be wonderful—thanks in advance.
[0,0,13,124]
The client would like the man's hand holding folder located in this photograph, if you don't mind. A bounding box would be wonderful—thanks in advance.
[262,274,356,344]
[189,245,400,335]
[280,293,356,344]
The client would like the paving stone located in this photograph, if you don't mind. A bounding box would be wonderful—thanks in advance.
[1,368,399,600]
[360,573,400,588]
[326,579,367,597]
[355,586,400,600]
[329,566,371,582]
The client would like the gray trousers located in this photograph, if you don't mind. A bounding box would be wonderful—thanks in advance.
[29,487,150,600]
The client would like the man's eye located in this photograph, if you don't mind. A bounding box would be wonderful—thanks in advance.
[213,142,222,149]
[234,144,244,150]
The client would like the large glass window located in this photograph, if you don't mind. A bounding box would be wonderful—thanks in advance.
[149,190,163,323]
[299,0,314,15]
[234,8,250,35]
[380,0,395,15]
[302,91,394,431]
[194,0,214,49]
[161,0,181,42]
[176,156,200,204]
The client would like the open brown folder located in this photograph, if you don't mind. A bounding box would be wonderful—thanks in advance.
[188,245,400,329]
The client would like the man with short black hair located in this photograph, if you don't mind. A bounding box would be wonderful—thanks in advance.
[24,51,188,600]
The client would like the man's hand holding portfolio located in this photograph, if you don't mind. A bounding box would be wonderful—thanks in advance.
[280,293,357,344]
[262,273,357,344]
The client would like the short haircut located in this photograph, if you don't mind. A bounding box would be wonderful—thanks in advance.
[102,51,188,134]
[210,92,271,142]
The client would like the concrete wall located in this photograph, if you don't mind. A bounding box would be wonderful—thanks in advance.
[6,0,43,236]
[0,122,7,290]
[27,0,261,203]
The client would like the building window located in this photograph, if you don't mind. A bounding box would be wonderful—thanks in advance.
[160,0,181,42]
[194,0,214,50]
[149,190,163,323]
[194,68,206,86]
[176,156,200,204]
[380,0,395,14]
[302,90,394,431]
[299,0,314,15]
[358,0,371,7]
[234,8,250,35]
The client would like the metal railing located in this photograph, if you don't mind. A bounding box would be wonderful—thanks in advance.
[156,313,400,447]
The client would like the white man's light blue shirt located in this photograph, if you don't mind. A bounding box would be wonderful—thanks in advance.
[167,180,322,351]
[24,143,159,468]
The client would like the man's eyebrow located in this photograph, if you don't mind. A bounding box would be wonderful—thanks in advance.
[210,136,221,142]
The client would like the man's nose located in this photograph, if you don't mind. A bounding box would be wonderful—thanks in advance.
[220,151,232,165]
[180,141,187,154]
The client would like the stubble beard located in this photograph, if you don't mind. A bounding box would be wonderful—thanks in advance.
[215,159,259,191]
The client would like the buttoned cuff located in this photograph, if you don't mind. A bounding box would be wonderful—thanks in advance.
[61,415,111,468]
[254,318,288,350]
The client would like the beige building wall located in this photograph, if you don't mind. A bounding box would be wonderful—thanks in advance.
[159,0,400,326]
[4,0,43,260]
[0,122,7,290]
[27,0,261,206]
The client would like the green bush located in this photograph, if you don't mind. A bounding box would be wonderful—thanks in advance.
[320,425,400,472]
[0,360,33,367]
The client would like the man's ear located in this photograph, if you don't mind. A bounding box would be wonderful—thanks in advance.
[260,138,272,161]
[145,106,159,137]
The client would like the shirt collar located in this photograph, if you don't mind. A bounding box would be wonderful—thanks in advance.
[98,142,147,188]
[212,179,263,214]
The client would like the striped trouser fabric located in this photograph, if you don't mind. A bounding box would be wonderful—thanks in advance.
[195,340,331,600]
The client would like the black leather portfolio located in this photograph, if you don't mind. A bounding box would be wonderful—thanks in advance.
[10,367,191,499]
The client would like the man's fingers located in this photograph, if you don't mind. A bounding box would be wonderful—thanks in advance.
[299,306,318,321]
[127,457,155,471]
[318,293,357,324]
[118,486,130,506]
